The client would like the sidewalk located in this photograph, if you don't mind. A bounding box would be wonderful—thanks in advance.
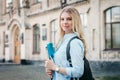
[0,62,20,66]
[0,64,50,80]
[0,61,120,80]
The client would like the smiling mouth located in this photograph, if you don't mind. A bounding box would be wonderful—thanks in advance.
[64,26,69,27]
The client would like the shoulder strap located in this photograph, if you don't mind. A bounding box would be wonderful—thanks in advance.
[66,37,94,80]
[66,36,79,67]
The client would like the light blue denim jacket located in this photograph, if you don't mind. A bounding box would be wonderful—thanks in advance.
[53,32,84,80]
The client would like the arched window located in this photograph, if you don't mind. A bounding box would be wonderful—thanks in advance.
[105,6,120,50]
[33,24,40,54]
[50,20,57,45]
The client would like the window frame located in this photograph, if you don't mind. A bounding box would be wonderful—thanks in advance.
[50,19,57,45]
[33,24,40,54]
[104,6,120,50]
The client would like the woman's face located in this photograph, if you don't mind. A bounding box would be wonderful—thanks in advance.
[60,12,73,34]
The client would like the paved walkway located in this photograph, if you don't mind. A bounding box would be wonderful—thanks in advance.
[0,64,50,80]
[0,62,120,80]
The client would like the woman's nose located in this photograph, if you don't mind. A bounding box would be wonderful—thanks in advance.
[63,19,68,24]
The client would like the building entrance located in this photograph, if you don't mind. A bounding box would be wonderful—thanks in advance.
[14,27,21,63]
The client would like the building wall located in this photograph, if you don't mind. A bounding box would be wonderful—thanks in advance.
[0,0,120,63]
[26,8,61,60]
[100,0,120,61]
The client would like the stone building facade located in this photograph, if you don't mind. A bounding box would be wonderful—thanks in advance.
[0,0,120,64]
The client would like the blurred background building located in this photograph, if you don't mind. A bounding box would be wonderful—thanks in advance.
[0,0,120,66]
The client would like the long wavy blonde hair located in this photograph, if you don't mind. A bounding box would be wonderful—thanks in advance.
[57,6,87,55]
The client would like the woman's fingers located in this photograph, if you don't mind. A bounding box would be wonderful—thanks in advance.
[45,59,54,77]
[45,60,53,67]
[45,61,48,67]
[46,68,52,77]
[45,59,55,70]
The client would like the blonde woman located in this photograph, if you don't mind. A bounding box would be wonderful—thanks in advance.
[45,6,87,80]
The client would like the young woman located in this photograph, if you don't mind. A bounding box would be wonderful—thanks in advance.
[45,6,87,80]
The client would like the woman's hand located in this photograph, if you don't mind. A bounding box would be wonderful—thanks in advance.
[45,68,52,77]
[45,59,67,76]
[45,59,56,70]
[45,59,56,77]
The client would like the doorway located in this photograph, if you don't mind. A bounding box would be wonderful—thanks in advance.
[14,27,21,63]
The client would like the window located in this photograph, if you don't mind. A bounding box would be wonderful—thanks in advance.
[80,13,88,27]
[105,6,120,50]
[50,20,57,45]
[68,0,86,2]
[42,28,47,40]
[6,0,12,7]
[33,24,40,54]
[6,0,12,12]
[35,0,41,3]
[47,0,49,7]
[19,0,23,7]
[61,0,67,8]
[92,29,95,50]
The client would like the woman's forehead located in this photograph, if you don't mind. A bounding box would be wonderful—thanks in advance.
[61,12,72,17]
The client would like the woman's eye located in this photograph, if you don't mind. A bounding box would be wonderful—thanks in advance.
[67,18,72,20]
[60,17,72,21]
[61,18,64,21]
